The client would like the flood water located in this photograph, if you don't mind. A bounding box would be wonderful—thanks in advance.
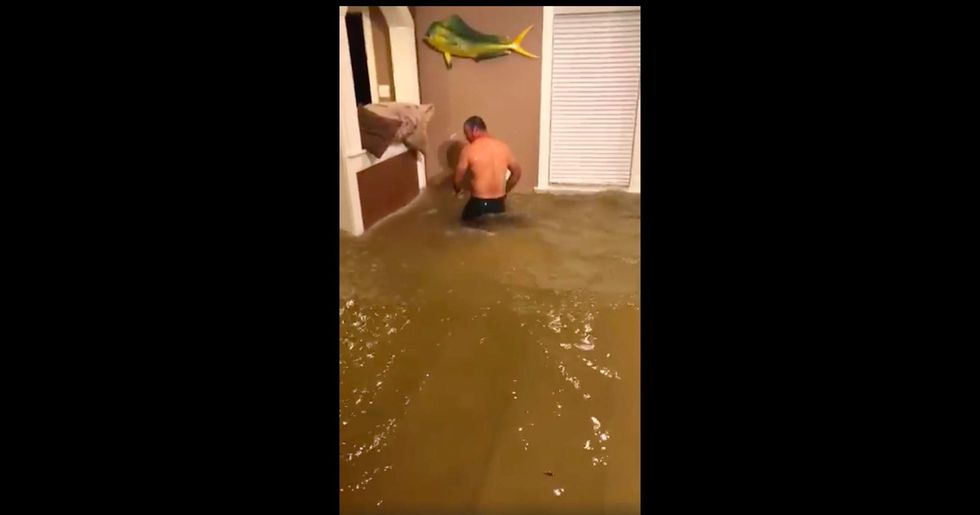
[340,186,640,515]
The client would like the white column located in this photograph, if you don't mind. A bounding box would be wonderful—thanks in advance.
[378,7,425,189]
[387,26,420,104]
[536,6,555,190]
[340,7,365,235]
[340,7,363,155]
[628,94,641,193]
[358,8,380,104]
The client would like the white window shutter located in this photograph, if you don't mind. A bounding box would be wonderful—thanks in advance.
[548,10,641,187]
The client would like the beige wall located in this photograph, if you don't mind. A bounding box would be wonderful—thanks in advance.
[369,7,395,101]
[414,6,543,193]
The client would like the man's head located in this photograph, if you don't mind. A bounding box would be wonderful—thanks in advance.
[463,116,487,143]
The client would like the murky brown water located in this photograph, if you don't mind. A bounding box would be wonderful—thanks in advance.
[340,187,640,515]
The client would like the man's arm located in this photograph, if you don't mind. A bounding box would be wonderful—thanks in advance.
[505,148,522,193]
[453,146,469,195]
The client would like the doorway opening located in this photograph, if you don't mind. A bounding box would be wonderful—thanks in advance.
[345,12,373,106]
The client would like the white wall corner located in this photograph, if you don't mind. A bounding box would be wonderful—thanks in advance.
[353,7,381,104]
[379,7,420,105]
[628,94,641,193]
[536,6,555,190]
[340,6,364,235]
[339,140,365,236]
[340,10,363,154]
[388,26,420,104]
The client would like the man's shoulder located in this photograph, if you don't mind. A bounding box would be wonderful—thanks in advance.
[488,137,510,151]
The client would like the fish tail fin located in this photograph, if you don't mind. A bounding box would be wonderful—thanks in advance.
[509,25,538,59]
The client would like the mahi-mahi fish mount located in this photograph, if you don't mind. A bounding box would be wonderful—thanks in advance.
[423,15,538,69]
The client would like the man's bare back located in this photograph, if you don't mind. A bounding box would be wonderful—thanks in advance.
[454,116,523,222]
[458,136,513,199]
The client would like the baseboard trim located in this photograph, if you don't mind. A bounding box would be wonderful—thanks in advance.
[534,184,638,194]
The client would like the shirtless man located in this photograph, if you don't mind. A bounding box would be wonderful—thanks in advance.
[453,116,523,223]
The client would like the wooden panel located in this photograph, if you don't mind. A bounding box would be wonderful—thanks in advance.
[357,150,420,231]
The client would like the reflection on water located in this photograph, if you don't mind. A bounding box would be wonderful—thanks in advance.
[340,187,640,514]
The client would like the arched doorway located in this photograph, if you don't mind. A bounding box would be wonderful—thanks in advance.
[340,6,424,235]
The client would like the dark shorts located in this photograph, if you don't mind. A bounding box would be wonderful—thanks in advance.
[461,196,506,222]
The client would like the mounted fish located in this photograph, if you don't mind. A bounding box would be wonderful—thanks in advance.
[423,15,538,69]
